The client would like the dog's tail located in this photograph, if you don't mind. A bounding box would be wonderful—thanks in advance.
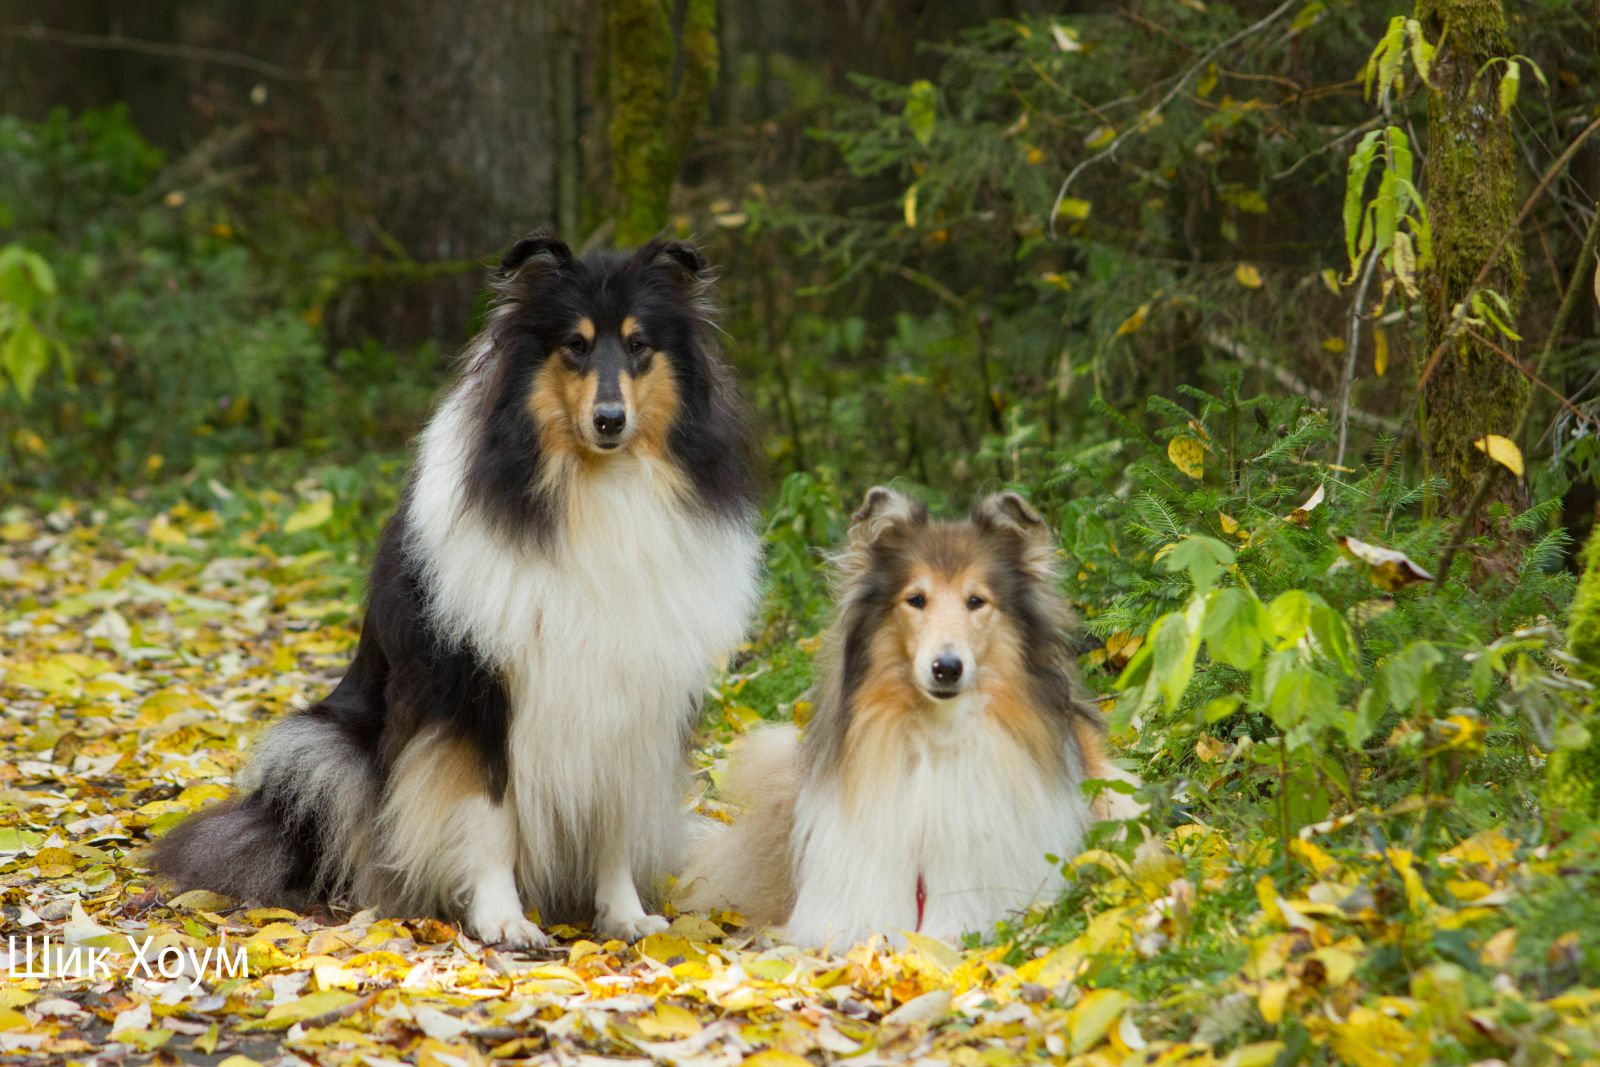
[150,709,378,906]
[676,724,803,928]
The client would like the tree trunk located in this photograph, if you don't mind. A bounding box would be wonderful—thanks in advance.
[1416,0,1528,523]
[607,0,718,246]
[1545,522,1600,829]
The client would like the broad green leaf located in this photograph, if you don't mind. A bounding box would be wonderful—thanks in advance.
[1350,687,1383,747]
[1498,60,1520,116]
[1374,160,1398,262]
[1259,652,1338,737]
[1388,127,1413,205]
[3,319,48,402]
[1266,590,1315,648]
[1202,587,1265,671]
[1383,640,1443,711]
[1161,535,1235,593]
[1150,611,1198,711]
[1405,19,1434,84]
[905,79,938,148]
[1311,602,1359,676]
[1344,130,1383,266]
[1376,17,1405,101]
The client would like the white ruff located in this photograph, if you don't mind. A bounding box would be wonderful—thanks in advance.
[402,375,761,918]
[787,693,1090,948]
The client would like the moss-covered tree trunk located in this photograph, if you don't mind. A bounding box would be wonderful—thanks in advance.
[608,0,719,246]
[1416,0,1529,523]
[1546,524,1600,828]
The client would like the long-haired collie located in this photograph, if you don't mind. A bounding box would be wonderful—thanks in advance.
[153,234,761,946]
[678,487,1141,948]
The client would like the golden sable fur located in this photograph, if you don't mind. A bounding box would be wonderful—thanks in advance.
[679,487,1144,946]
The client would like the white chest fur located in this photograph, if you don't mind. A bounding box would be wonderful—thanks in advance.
[787,694,1090,948]
[404,383,762,895]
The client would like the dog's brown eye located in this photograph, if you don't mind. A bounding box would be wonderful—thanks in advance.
[966,595,986,610]
[628,337,648,354]
[906,593,927,609]
[567,335,588,353]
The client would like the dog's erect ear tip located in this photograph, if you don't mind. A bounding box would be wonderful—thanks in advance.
[642,236,713,278]
[497,231,574,278]
[850,485,926,535]
[974,490,1046,534]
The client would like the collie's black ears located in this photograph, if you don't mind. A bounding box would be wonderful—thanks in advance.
[974,491,1056,576]
[639,237,711,278]
[497,231,574,279]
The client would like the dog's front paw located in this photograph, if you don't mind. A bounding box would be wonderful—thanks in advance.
[594,911,670,942]
[469,911,549,950]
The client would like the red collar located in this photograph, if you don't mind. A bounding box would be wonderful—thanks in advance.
[915,873,927,932]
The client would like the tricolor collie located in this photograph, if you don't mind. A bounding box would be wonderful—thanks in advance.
[679,487,1140,948]
[154,234,761,946]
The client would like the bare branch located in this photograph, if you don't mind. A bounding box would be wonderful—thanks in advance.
[0,23,352,82]
[1048,0,1299,236]
[1335,250,1380,469]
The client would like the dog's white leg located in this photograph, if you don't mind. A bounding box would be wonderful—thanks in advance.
[592,839,668,942]
[460,793,547,949]
[376,728,545,949]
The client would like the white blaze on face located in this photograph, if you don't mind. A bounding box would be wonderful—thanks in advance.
[896,564,996,700]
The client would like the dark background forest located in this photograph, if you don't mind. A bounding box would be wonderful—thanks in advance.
[4,2,1600,1062]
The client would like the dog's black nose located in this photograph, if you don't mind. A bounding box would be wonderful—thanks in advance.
[593,403,627,438]
[930,655,963,685]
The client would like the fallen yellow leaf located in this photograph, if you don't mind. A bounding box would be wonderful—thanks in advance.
[1474,434,1524,477]
[1335,533,1433,590]
[284,495,334,535]
[1168,436,1205,479]
[1285,483,1325,525]
[1115,303,1149,338]
[1069,988,1134,1053]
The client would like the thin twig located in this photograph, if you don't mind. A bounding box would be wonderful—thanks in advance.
[1047,0,1299,236]
[1335,250,1380,469]
[1416,115,1600,393]
[1465,328,1597,426]
[1,23,350,82]
[1270,117,1383,182]
[1434,197,1600,582]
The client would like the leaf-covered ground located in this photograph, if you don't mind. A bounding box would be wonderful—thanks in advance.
[2,492,1598,1066]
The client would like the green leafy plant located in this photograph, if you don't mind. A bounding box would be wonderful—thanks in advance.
[0,244,72,403]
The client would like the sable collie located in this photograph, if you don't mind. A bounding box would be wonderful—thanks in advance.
[154,234,762,946]
[678,487,1140,947]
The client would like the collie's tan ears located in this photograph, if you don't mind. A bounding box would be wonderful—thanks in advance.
[850,486,925,546]
[497,231,574,280]
[973,491,1056,576]
[835,487,924,580]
